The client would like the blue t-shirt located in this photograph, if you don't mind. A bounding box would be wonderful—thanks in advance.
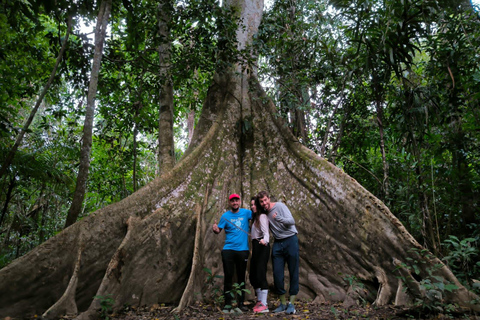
[218,208,252,251]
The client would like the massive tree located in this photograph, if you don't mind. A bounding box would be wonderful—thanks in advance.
[0,0,478,318]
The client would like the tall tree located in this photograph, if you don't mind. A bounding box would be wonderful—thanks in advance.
[64,0,112,228]
[157,0,175,175]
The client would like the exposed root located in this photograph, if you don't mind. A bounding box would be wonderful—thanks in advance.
[343,284,369,309]
[174,186,209,312]
[43,241,84,319]
[306,273,327,304]
[306,272,345,303]
[373,266,393,306]
[76,217,138,320]
[394,278,413,306]
[392,258,425,298]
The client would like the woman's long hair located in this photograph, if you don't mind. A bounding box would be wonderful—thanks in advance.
[251,196,267,228]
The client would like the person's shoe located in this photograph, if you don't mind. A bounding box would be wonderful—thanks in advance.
[253,301,263,310]
[231,307,243,315]
[285,303,296,314]
[273,303,287,313]
[222,308,231,314]
[238,304,249,312]
[253,302,269,313]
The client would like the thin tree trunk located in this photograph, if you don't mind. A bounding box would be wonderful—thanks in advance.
[133,123,138,192]
[294,106,308,142]
[0,175,16,227]
[455,148,476,231]
[0,16,72,180]
[320,84,345,158]
[132,99,141,192]
[286,1,309,144]
[187,109,195,143]
[329,114,346,164]
[410,128,438,254]
[157,0,175,175]
[375,100,389,198]
[39,198,49,243]
[64,1,112,229]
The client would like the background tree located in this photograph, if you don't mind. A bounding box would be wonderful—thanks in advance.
[64,0,112,228]
[156,0,175,175]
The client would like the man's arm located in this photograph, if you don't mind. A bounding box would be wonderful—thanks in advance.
[212,219,222,234]
[272,203,295,225]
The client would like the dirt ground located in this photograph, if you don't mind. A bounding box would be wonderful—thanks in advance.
[111,300,480,320]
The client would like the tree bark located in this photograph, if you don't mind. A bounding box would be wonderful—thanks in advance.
[375,99,389,198]
[320,84,345,158]
[328,100,350,165]
[187,109,195,143]
[0,0,478,318]
[276,0,309,144]
[0,16,72,181]
[64,1,112,229]
[133,123,138,192]
[0,174,15,227]
[157,0,175,175]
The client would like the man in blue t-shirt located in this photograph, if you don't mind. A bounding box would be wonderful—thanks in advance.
[213,193,252,313]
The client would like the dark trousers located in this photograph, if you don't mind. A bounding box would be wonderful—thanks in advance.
[249,240,270,289]
[221,250,249,306]
[272,234,299,296]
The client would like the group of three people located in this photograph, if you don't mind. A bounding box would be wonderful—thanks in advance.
[212,191,299,314]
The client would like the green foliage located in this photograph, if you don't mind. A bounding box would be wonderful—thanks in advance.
[200,269,251,311]
[343,274,365,290]
[341,273,368,306]
[202,267,224,307]
[330,306,339,319]
[225,282,250,309]
[395,248,460,316]
[443,234,479,283]
[94,294,115,320]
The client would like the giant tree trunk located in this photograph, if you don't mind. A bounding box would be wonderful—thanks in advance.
[0,0,478,318]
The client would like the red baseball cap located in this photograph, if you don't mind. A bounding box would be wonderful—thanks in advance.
[229,193,240,200]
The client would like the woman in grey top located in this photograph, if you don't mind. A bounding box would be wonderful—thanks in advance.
[249,197,270,313]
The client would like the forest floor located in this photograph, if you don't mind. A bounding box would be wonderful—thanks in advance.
[110,300,480,320]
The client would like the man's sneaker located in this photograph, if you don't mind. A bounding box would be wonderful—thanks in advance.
[253,302,269,313]
[222,308,231,314]
[238,304,249,312]
[285,303,296,315]
[273,303,287,313]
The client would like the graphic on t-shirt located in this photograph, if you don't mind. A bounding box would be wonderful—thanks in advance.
[219,209,252,251]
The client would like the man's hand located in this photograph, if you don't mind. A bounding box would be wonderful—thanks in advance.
[212,220,220,234]
[259,239,267,246]
[272,212,277,219]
